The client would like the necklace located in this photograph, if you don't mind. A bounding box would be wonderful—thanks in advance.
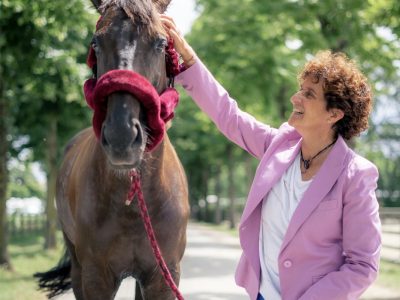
[300,139,337,170]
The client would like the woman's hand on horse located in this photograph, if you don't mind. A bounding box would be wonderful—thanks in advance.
[160,14,196,68]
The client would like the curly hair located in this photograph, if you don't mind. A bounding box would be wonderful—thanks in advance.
[298,51,373,140]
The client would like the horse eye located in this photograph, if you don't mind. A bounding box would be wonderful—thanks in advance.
[91,37,99,52]
[155,38,167,52]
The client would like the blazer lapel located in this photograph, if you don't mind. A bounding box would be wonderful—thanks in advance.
[241,137,302,225]
[280,136,349,253]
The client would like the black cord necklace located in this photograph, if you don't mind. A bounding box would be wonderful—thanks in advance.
[300,139,337,170]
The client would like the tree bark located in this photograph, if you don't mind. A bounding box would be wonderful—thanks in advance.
[202,168,210,222]
[44,117,58,249]
[277,86,288,120]
[0,75,12,270]
[214,165,222,225]
[227,144,236,229]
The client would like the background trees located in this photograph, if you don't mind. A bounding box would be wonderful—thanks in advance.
[0,0,399,268]
[169,0,400,226]
[0,0,96,267]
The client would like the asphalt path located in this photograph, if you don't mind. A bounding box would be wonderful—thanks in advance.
[55,222,399,300]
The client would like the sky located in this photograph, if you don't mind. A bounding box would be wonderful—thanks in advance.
[165,0,199,35]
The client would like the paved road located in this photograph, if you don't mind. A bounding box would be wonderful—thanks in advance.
[381,223,400,263]
[56,222,399,300]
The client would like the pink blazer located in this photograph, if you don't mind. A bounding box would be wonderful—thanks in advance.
[176,59,381,300]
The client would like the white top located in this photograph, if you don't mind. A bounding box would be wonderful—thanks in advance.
[259,153,312,299]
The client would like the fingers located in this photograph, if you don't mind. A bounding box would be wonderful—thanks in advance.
[160,14,176,27]
[159,14,197,68]
[160,14,184,48]
[160,15,180,37]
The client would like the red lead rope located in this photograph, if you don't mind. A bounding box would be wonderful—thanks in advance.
[126,170,184,300]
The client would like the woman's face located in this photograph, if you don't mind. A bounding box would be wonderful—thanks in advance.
[288,76,336,137]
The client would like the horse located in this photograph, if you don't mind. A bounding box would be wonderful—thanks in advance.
[34,0,189,299]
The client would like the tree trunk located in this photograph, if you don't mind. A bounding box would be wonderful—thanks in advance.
[202,168,210,222]
[0,76,12,270]
[277,86,288,120]
[244,155,254,190]
[44,117,58,249]
[227,144,236,229]
[214,164,222,225]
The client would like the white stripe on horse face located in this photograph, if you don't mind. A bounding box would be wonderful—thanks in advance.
[118,33,137,70]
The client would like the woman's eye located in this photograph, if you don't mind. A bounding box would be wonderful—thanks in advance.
[301,90,312,98]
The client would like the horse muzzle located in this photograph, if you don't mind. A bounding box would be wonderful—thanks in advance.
[100,92,146,169]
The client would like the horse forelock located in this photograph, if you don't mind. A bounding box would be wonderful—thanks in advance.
[99,0,165,37]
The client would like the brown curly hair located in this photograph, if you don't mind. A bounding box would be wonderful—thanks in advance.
[298,50,373,140]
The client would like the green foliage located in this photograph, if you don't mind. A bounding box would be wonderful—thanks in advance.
[170,0,400,212]
[7,162,45,200]
[1,0,97,164]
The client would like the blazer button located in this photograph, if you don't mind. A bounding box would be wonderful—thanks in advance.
[283,260,292,268]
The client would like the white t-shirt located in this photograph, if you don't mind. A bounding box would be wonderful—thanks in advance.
[259,153,312,299]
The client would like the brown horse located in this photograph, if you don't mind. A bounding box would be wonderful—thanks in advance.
[35,0,189,299]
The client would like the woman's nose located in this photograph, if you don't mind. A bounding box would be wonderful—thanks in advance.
[290,92,301,105]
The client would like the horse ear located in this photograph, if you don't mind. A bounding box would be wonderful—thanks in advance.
[91,0,102,12]
[153,0,172,13]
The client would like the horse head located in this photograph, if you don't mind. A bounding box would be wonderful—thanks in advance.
[89,0,173,170]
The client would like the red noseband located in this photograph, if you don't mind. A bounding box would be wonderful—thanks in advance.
[84,70,179,152]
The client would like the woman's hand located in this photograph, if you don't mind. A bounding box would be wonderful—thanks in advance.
[160,14,196,68]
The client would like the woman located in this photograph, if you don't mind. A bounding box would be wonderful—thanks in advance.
[161,15,381,300]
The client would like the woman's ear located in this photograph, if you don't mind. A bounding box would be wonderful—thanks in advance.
[329,108,344,123]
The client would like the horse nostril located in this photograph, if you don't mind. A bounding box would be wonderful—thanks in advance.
[131,122,143,146]
[101,125,110,147]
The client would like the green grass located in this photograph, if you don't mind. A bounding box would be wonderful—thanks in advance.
[194,220,240,237]
[377,260,400,291]
[0,232,64,300]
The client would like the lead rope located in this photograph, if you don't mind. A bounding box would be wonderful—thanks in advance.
[126,170,184,300]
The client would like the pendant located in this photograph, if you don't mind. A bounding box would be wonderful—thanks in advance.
[304,160,311,169]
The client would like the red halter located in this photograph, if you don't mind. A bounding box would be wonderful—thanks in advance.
[84,17,180,152]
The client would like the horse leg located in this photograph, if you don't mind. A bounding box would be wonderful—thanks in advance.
[80,260,119,300]
[63,233,85,300]
[70,262,84,300]
[139,262,181,300]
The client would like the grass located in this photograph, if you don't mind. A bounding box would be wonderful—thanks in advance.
[195,220,240,237]
[377,259,400,291]
[0,232,64,300]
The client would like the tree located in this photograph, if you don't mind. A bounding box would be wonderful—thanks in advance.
[170,0,400,227]
[1,0,96,257]
[7,161,45,200]
[0,0,44,269]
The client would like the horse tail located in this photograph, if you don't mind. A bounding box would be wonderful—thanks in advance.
[34,249,72,298]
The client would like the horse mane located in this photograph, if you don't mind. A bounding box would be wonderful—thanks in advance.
[99,0,169,36]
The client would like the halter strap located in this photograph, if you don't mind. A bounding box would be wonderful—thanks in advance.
[83,70,179,151]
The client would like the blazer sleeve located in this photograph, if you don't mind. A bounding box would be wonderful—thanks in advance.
[175,58,277,159]
[299,161,381,300]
